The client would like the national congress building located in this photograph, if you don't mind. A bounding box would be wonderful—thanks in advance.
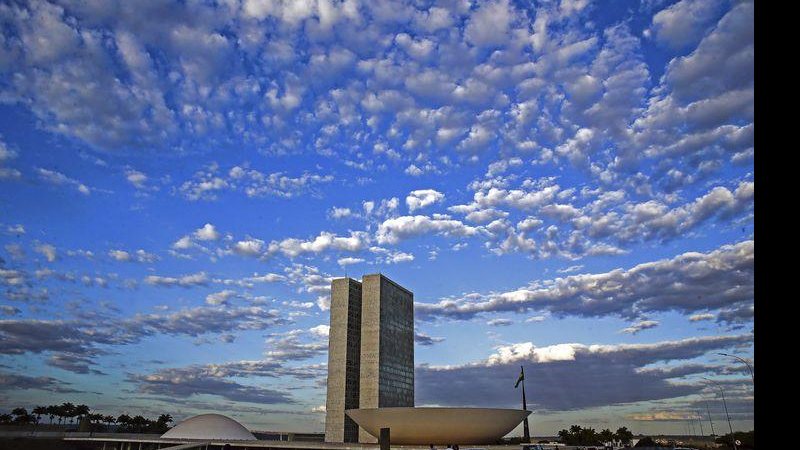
[324,274,414,443]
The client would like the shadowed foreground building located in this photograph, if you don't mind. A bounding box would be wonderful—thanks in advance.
[324,274,414,443]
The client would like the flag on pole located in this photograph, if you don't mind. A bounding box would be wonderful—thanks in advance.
[514,367,524,388]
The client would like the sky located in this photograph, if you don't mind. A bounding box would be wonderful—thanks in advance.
[0,0,753,437]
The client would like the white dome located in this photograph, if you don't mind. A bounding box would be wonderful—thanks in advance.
[161,414,256,441]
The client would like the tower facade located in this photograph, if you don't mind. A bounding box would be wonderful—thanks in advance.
[324,278,363,443]
[358,274,415,443]
[324,274,414,443]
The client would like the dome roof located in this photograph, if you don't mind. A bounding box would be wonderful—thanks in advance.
[161,414,256,441]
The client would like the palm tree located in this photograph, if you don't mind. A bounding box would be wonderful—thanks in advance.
[11,407,32,424]
[104,415,116,431]
[32,406,46,425]
[53,406,62,425]
[615,426,633,446]
[45,405,56,424]
[57,405,67,425]
[131,415,148,433]
[60,403,76,425]
[75,404,90,421]
[154,414,173,433]
[85,413,104,434]
[117,414,131,433]
[157,414,173,425]
[558,429,570,443]
[599,429,615,445]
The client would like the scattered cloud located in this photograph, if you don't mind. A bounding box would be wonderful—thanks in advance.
[417,240,753,322]
[406,189,445,212]
[36,168,91,195]
[621,320,660,335]
[145,272,209,288]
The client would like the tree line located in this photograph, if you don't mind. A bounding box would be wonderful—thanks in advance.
[0,403,173,434]
[556,425,634,446]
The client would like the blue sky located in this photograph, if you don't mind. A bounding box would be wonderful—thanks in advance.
[1,0,753,436]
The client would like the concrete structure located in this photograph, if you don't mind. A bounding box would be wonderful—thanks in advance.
[325,277,363,443]
[161,414,256,441]
[346,407,532,445]
[358,274,414,443]
[324,274,414,444]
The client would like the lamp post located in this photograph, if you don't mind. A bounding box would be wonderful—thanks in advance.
[717,353,754,383]
[705,401,716,437]
[520,366,531,443]
[514,366,531,443]
[697,410,705,436]
[702,377,736,450]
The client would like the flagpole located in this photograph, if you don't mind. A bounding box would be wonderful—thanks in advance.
[521,365,531,443]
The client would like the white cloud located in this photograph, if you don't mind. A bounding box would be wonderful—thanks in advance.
[233,239,266,257]
[317,295,331,311]
[650,0,725,49]
[206,290,238,306]
[329,207,353,219]
[34,243,57,262]
[6,223,25,235]
[337,257,364,266]
[0,138,20,180]
[621,320,660,335]
[464,0,514,48]
[125,169,150,189]
[405,164,423,176]
[689,313,715,322]
[417,240,753,322]
[172,236,194,250]
[194,223,221,241]
[109,250,132,262]
[0,140,16,162]
[248,273,285,283]
[145,272,209,287]
[36,168,91,195]
[376,215,480,244]
[387,251,414,264]
[108,249,157,263]
[406,189,445,212]
[309,324,330,338]
[487,318,513,327]
[273,231,369,258]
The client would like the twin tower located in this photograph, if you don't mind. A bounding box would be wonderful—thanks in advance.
[324,274,415,443]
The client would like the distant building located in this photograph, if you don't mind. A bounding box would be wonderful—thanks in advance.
[324,274,414,443]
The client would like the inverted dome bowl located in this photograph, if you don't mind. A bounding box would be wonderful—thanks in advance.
[346,407,531,445]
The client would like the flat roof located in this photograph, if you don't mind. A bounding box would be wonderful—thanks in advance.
[364,273,413,296]
[332,273,413,296]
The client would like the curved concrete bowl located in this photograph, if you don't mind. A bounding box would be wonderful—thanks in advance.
[345,407,531,445]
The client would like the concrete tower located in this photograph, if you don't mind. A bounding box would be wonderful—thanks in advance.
[358,274,415,443]
[324,278,363,443]
[324,274,414,444]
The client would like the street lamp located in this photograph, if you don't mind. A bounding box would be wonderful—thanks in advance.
[702,377,737,450]
[717,353,754,383]
[705,401,716,437]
